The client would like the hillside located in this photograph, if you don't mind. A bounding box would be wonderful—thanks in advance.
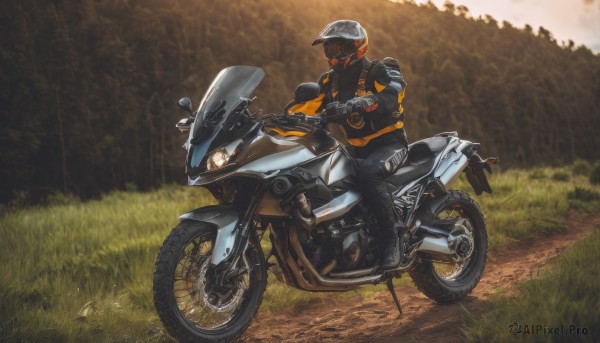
[1,0,599,203]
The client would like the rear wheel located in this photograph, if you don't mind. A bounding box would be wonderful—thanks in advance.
[153,220,267,342]
[409,190,488,303]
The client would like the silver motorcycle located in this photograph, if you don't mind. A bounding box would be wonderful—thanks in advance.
[153,66,498,342]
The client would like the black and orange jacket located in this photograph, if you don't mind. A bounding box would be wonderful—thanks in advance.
[288,57,407,147]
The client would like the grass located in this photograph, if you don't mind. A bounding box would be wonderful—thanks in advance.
[0,165,599,342]
[0,186,213,343]
[462,226,600,342]
[453,166,600,249]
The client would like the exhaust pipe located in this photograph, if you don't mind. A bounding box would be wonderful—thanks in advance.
[288,227,384,288]
[416,236,452,255]
[271,226,360,291]
[294,190,361,233]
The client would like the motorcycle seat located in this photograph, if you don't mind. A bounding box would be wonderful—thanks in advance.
[388,158,436,187]
[408,137,448,163]
[387,137,449,187]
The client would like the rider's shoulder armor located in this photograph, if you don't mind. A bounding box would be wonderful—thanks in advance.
[366,59,406,93]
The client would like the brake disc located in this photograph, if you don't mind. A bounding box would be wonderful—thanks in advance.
[196,258,249,313]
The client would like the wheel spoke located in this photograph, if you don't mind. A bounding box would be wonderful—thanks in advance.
[154,222,267,342]
[170,232,254,330]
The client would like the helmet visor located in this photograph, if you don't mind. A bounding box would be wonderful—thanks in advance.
[323,39,356,59]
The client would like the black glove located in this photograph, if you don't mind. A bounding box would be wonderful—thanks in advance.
[345,95,378,115]
[325,101,352,123]
[326,96,379,124]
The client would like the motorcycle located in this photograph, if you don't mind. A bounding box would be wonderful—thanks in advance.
[153,66,498,342]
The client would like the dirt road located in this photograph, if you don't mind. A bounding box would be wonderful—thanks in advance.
[241,212,600,342]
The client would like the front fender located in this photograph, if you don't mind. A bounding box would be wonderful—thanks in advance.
[179,205,241,265]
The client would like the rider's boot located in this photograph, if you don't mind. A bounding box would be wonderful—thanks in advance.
[380,227,401,270]
[366,180,404,270]
[373,191,404,270]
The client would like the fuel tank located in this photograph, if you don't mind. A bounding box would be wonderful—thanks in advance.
[300,150,356,185]
[235,131,317,173]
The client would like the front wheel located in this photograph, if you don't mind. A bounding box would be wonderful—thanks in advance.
[153,220,267,342]
[409,190,488,303]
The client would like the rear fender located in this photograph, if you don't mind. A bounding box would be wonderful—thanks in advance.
[179,205,241,265]
[465,155,498,195]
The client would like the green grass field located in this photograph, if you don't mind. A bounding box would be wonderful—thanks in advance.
[0,165,599,342]
[463,226,600,342]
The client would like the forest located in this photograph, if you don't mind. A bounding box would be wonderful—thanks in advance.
[1,0,599,204]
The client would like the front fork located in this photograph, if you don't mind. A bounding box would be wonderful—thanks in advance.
[209,182,265,287]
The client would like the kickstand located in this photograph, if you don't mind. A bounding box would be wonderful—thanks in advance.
[386,278,403,317]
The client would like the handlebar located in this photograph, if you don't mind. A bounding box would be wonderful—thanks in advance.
[289,113,326,124]
[262,112,327,131]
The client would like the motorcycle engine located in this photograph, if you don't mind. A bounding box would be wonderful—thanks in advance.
[300,211,377,272]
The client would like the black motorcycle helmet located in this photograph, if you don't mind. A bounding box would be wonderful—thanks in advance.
[312,20,368,72]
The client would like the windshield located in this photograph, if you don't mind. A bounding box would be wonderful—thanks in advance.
[187,66,264,174]
[196,66,265,117]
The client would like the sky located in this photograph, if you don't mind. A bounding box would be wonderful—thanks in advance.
[413,0,600,52]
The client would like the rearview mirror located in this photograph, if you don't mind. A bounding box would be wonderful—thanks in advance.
[178,97,193,114]
[294,82,320,103]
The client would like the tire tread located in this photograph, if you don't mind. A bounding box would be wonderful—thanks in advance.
[153,221,267,342]
[409,190,488,303]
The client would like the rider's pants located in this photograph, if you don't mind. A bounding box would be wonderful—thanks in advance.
[355,130,408,240]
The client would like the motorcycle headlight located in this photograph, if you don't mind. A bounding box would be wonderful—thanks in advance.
[205,140,243,172]
[207,147,230,171]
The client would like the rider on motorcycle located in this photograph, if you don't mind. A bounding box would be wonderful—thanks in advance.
[288,20,408,270]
